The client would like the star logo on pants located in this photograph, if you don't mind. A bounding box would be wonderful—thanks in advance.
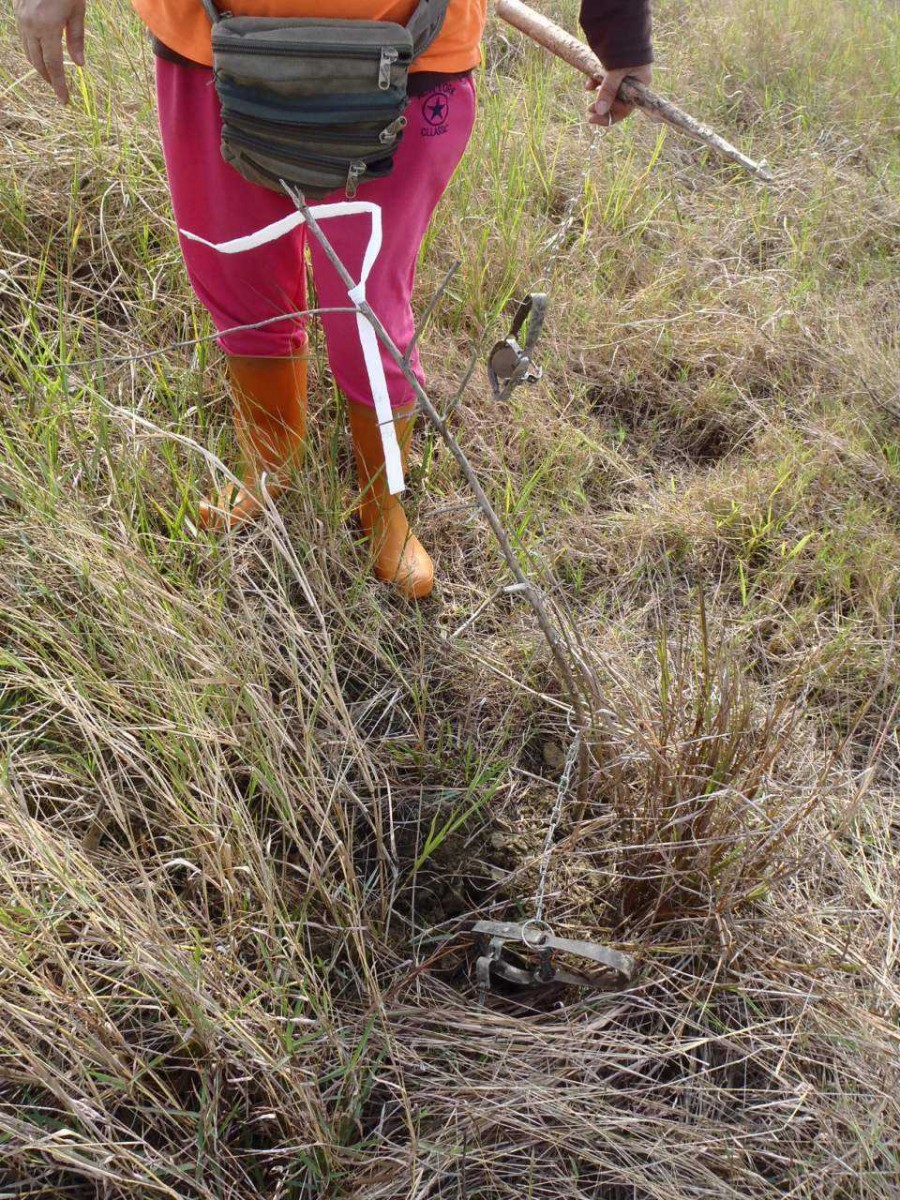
[423,94,449,127]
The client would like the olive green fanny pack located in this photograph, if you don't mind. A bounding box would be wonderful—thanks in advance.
[198,0,450,199]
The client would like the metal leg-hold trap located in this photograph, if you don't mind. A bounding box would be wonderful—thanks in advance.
[474,919,634,993]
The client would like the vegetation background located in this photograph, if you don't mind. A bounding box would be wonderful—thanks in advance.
[0,0,898,1194]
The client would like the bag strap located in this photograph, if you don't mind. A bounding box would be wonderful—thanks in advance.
[199,0,451,60]
[406,0,452,58]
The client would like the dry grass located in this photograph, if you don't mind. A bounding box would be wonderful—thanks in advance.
[1,0,898,1195]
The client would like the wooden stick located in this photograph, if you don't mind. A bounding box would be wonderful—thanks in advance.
[494,0,773,183]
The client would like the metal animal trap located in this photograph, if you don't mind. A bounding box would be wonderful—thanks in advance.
[473,919,635,994]
[487,293,547,401]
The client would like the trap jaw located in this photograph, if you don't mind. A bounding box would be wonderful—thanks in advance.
[487,293,547,401]
[473,919,635,994]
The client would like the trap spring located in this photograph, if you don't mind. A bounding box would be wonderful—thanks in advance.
[473,919,635,993]
[487,293,547,401]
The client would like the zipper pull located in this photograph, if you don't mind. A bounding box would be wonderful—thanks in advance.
[379,114,408,145]
[346,160,366,199]
[378,46,399,90]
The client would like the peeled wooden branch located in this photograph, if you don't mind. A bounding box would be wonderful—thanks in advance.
[495,0,773,183]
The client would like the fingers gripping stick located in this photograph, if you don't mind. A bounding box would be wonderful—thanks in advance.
[494,0,773,183]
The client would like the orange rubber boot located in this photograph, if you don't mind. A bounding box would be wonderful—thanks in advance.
[199,352,308,531]
[347,400,434,600]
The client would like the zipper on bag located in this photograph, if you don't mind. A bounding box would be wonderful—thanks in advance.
[378,47,399,89]
[379,115,407,143]
[221,40,410,62]
[345,160,366,198]
[223,111,402,147]
[229,149,391,195]
[223,111,393,148]
[225,127,392,168]
[226,127,350,165]
[215,82,408,121]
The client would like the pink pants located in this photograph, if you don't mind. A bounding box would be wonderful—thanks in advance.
[155,60,475,409]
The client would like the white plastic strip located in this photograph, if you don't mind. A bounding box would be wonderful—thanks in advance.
[181,200,405,494]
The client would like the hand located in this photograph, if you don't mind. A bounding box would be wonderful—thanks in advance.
[586,63,653,128]
[14,0,86,105]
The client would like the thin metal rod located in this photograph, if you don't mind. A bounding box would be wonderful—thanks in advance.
[402,259,460,368]
[286,186,597,758]
[58,307,356,372]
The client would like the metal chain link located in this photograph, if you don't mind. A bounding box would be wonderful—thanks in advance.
[488,127,602,400]
[537,127,603,287]
[526,132,601,929]
[534,727,583,924]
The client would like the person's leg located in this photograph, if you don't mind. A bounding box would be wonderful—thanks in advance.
[155,58,309,529]
[308,77,477,597]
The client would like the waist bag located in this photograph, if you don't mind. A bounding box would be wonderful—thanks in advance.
[199,0,450,199]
